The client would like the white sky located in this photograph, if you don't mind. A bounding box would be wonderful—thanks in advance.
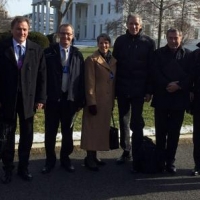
[6,0,32,17]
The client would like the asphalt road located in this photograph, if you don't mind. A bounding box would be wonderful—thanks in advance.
[1,138,200,200]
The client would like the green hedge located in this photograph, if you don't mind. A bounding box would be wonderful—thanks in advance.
[0,31,49,48]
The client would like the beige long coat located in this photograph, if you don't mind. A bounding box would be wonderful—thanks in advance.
[81,50,117,151]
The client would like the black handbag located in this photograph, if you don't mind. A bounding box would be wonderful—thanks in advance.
[109,113,119,150]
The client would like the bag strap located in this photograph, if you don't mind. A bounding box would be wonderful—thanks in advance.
[111,112,115,127]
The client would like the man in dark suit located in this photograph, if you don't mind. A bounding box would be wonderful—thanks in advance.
[41,23,85,174]
[151,28,191,174]
[0,16,46,183]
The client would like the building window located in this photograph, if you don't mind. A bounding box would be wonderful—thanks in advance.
[85,25,87,38]
[94,5,97,16]
[93,24,96,39]
[85,7,88,17]
[100,24,103,34]
[79,8,81,18]
[108,2,111,14]
[101,4,103,15]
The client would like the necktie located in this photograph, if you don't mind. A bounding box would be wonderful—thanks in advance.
[61,48,69,93]
[61,49,67,66]
[17,45,23,69]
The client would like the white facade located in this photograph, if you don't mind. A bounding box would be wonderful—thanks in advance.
[31,0,200,40]
[31,0,122,39]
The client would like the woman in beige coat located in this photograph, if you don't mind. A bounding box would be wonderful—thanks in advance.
[81,33,117,171]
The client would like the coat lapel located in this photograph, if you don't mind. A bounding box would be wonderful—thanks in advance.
[4,39,17,66]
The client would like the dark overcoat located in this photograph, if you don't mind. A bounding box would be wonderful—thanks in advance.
[151,45,191,110]
[44,43,85,109]
[0,38,46,119]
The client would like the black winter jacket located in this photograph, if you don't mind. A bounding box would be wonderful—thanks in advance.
[113,30,156,98]
[189,48,200,110]
[44,43,85,109]
[151,45,191,110]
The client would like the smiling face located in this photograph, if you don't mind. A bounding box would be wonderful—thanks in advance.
[58,25,74,48]
[11,21,29,44]
[167,31,182,50]
[126,16,142,36]
[97,37,110,54]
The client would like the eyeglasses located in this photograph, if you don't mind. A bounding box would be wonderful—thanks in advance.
[59,32,73,36]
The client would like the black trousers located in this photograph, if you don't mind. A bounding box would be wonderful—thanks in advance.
[154,108,185,164]
[2,93,34,171]
[193,110,200,168]
[44,97,77,166]
[117,96,145,159]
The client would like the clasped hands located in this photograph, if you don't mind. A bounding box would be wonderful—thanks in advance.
[166,81,181,93]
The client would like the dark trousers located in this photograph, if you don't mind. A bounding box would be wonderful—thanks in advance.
[2,93,34,171]
[44,98,76,166]
[155,108,185,164]
[117,96,145,159]
[193,110,200,168]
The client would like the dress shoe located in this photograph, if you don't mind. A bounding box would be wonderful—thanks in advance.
[1,170,12,184]
[17,169,33,181]
[116,151,131,164]
[41,165,54,174]
[166,164,176,174]
[95,158,106,166]
[191,167,200,176]
[84,157,99,171]
[61,158,75,173]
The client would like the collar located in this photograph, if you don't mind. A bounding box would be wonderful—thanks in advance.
[59,44,70,52]
[12,38,26,49]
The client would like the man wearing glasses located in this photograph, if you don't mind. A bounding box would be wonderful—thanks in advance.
[41,24,85,174]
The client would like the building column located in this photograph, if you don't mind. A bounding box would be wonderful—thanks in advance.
[46,0,50,35]
[86,4,91,39]
[72,2,76,28]
[36,3,40,32]
[32,4,35,31]
[53,7,57,33]
[40,2,45,34]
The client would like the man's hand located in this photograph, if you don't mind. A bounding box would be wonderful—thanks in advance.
[35,103,44,109]
[166,81,181,93]
[144,94,152,102]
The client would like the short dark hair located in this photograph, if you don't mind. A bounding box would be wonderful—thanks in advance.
[166,28,182,37]
[58,23,74,34]
[11,16,30,29]
[97,33,111,44]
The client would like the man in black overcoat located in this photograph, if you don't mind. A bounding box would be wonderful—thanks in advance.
[151,28,191,174]
[0,16,46,183]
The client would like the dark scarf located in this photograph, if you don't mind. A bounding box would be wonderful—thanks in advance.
[98,50,112,64]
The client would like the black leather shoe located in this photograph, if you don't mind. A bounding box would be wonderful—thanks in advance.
[17,169,33,181]
[1,170,12,184]
[116,151,131,164]
[61,158,75,173]
[191,167,200,176]
[84,157,99,171]
[41,165,54,174]
[166,164,176,174]
[95,158,106,166]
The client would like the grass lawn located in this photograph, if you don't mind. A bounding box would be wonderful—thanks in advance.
[32,47,193,133]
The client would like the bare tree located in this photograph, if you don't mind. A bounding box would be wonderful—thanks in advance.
[52,0,73,32]
[107,0,200,48]
[0,0,11,32]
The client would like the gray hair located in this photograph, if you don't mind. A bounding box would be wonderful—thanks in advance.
[166,28,182,37]
[126,13,143,26]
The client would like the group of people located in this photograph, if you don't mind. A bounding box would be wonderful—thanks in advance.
[0,13,199,184]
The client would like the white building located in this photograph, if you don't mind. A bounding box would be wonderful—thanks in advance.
[31,0,200,40]
[31,0,121,39]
